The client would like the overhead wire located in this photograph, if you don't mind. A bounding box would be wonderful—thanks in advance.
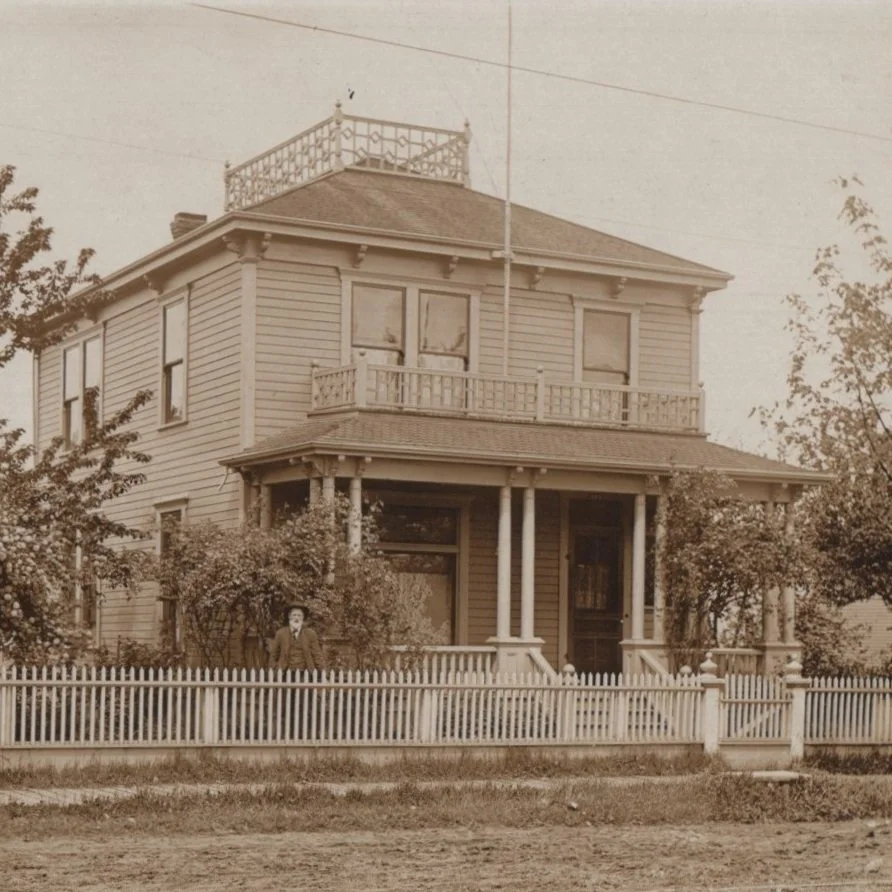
[191,3,892,145]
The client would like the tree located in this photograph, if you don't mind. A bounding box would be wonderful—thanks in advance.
[659,469,798,669]
[0,165,151,663]
[762,178,892,608]
[159,498,444,669]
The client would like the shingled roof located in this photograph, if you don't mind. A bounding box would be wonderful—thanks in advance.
[246,170,729,279]
[224,412,824,484]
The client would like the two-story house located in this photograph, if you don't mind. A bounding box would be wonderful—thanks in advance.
[35,107,824,676]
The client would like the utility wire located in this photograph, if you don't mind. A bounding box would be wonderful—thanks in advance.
[0,123,225,164]
[191,3,892,145]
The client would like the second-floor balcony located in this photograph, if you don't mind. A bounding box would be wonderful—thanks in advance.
[311,358,704,434]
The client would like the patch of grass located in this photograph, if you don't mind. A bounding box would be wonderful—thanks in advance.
[804,748,892,775]
[0,748,715,789]
[3,774,892,839]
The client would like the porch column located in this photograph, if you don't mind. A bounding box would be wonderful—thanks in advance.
[321,473,335,506]
[259,484,272,531]
[631,493,646,641]
[308,477,322,506]
[496,483,512,639]
[348,474,362,554]
[782,502,796,644]
[762,502,780,644]
[520,484,536,640]
[653,495,666,642]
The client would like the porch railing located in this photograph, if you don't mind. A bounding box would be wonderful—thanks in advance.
[311,361,703,433]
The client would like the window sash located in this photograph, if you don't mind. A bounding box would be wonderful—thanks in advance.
[163,361,185,423]
[352,284,405,354]
[419,291,468,359]
[583,310,630,382]
[163,300,186,364]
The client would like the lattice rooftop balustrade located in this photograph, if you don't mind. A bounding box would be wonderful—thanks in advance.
[224,104,472,211]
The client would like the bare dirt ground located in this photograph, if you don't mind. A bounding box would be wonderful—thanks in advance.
[2,822,890,892]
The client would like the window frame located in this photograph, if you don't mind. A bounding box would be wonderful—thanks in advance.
[159,291,189,428]
[60,327,104,450]
[155,497,189,648]
[572,296,639,388]
[340,272,480,372]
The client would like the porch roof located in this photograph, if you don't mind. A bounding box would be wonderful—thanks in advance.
[223,412,828,485]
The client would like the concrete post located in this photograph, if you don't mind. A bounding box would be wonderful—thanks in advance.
[520,485,536,640]
[699,652,725,756]
[784,656,810,762]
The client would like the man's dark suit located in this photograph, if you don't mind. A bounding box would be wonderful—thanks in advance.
[268,625,324,671]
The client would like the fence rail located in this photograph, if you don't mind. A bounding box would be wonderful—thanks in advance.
[806,676,892,743]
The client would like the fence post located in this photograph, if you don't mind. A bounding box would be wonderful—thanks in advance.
[559,664,578,742]
[201,668,220,745]
[700,653,725,756]
[784,656,810,762]
[0,664,12,747]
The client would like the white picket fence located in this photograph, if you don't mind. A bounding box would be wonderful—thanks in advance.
[1,664,890,755]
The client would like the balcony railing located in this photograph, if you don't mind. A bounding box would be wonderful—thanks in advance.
[224,105,471,211]
[311,360,704,434]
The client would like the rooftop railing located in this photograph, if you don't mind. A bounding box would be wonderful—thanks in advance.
[224,104,471,211]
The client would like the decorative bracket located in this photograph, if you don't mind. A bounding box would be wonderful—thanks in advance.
[143,273,165,297]
[691,287,706,314]
[612,276,628,299]
[530,266,545,290]
[354,456,372,478]
[445,255,459,279]
[353,243,369,268]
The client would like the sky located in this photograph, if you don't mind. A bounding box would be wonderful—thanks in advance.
[1,0,891,456]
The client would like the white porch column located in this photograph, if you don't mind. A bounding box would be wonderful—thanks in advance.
[308,477,321,506]
[496,483,512,640]
[653,495,666,642]
[782,502,797,644]
[348,474,362,554]
[520,484,536,640]
[762,502,780,644]
[321,473,335,506]
[259,484,272,531]
[631,493,646,641]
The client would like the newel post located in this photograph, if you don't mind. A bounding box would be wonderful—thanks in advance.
[784,656,810,762]
[355,350,368,408]
[535,366,546,421]
[699,652,725,756]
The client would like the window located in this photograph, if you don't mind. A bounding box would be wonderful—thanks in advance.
[583,310,630,385]
[62,335,102,448]
[374,502,461,644]
[157,506,185,646]
[162,299,187,424]
[419,291,469,371]
[351,284,405,365]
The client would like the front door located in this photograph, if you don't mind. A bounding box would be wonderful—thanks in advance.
[569,528,623,675]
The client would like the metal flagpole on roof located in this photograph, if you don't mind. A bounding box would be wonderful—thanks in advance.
[502,0,512,378]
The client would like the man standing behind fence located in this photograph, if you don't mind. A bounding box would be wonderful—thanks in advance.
[269,605,324,672]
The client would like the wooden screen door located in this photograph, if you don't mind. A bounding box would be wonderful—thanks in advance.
[569,528,623,675]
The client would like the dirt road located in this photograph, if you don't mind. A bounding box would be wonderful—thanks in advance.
[2,822,889,891]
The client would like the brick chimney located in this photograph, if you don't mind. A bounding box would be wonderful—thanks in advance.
[170,212,207,240]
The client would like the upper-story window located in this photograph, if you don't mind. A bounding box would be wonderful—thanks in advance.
[419,291,469,371]
[161,298,187,424]
[351,284,405,365]
[582,310,630,386]
[62,335,102,448]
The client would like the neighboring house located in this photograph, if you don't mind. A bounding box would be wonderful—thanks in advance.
[34,107,826,675]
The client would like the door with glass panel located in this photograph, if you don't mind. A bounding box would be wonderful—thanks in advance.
[569,527,623,676]
[417,290,469,412]
[351,284,405,406]
[582,309,630,423]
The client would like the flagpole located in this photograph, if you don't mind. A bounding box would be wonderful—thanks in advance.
[502,0,512,378]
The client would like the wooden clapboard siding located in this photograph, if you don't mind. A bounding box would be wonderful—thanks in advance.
[534,491,561,668]
[80,260,243,644]
[36,341,63,452]
[478,284,504,376]
[255,259,341,438]
[508,291,574,380]
[638,301,693,389]
[843,597,892,663]
[466,491,498,647]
